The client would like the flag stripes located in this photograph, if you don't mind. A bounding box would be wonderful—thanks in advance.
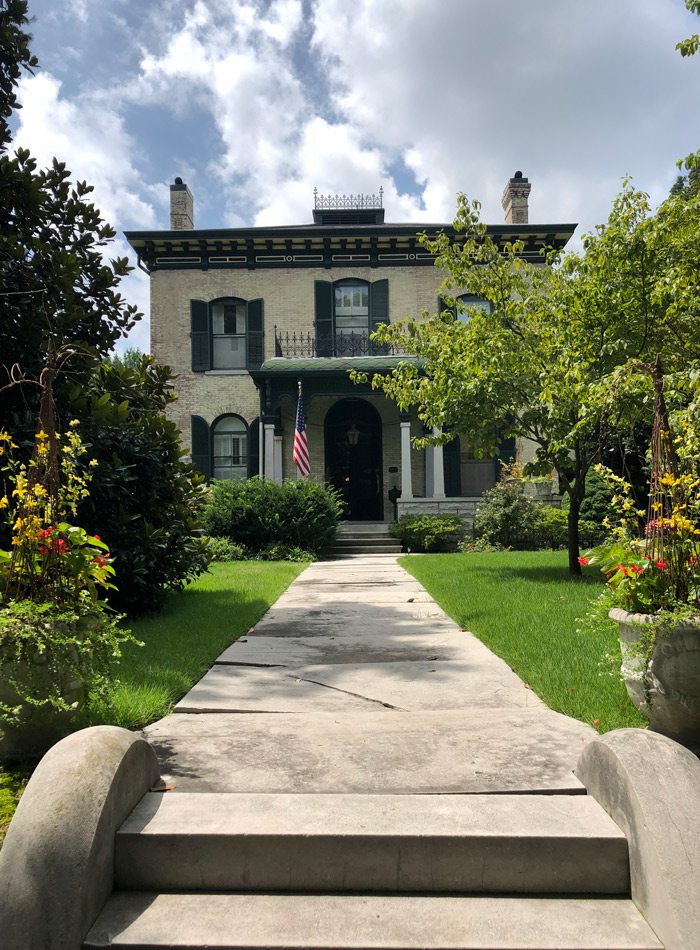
[293,383,310,476]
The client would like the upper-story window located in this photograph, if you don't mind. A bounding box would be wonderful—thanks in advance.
[190,296,264,372]
[211,299,247,369]
[334,281,369,339]
[314,278,388,357]
[455,294,492,324]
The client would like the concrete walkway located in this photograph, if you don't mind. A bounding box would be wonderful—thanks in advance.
[144,555,594,794]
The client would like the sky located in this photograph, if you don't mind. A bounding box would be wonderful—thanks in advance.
[10,0,700,353]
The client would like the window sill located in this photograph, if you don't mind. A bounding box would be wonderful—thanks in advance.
[204,370,251,376]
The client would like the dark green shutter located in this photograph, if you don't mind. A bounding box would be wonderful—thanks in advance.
[190,300,211,371]
[248,416,260,477]
[444,435,462,497]
[370,279,389,355]
[438,296,454,319]
[246,299,264,369]
[190,415,211,480]
[314,280,333,356]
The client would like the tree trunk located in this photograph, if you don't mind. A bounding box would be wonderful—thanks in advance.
[567,490,582,576]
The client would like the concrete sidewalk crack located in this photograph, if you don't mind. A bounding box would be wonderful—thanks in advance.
[286,673,406,711]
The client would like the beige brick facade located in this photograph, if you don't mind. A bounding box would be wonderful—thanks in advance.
[128,181,573,520]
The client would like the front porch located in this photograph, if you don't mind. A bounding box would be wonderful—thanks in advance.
[252,357,502,523]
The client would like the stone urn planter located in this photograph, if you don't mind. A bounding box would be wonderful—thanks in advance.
[611,607,700,751]
[0,625,87,761]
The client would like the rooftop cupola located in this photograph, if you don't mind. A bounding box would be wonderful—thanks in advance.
[501,170,531,225]
[312,188,385,225]
[170,177,194,230]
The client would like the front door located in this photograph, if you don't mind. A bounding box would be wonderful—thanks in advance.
[324,399,383,520]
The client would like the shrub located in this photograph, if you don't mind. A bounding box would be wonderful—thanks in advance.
[203,536,247,562]
[201,478,344,554]
[389,514,464,552]
[531,505,605,550]
[561,470,615,529]
[472,483,541,549]
[458,537,504,553]
[70,357,209,615]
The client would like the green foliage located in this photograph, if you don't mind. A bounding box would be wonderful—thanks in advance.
[0,2,140,439]
[203,536,247,562]
[257,543,315,562]
[0,599,137,729]
[356,153,700,574]
[201,478,344,554]
[69,356,209,615]
[577,470,615,526]
[677,0,700,55]
[389,513,463,552]
[472,483,540,549]
[473,485,604,551]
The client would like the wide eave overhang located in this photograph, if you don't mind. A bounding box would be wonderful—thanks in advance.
[124,221,577,272]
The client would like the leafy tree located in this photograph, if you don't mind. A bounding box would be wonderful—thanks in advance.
[0,0,139,434]
[677,0,700,56]
[358,157,700,575]
[69,355,209,614]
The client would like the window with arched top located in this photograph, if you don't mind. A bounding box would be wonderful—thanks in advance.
[211,298,247,369]
[314,278,389,357]
[212,415,248,480]
[190,297,264,372]
[334,280,370,338]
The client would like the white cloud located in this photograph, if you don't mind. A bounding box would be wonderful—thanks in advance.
[13,73,157,230]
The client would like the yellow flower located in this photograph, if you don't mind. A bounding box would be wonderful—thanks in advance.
[35,429,49,441]
[0,496,8,509]
[33,484,47,497]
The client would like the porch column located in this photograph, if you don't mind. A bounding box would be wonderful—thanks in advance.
[273,432,283,484]
[263,424,275,481]
[258,419,264,479]
[430,427,446,499]
[400,419,413,499]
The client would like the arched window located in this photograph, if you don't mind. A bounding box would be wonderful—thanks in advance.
[212,415,248,480]
[211,298,247,369]
[334,280,369,339]
[190,297,264,372]
[313,278,389,357]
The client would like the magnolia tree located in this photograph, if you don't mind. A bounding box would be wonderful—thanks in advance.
[359,154,700,575]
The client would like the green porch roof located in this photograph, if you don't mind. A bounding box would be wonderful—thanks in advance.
[257,356,419,375]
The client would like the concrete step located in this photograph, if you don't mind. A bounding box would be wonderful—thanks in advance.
[115,792,629,894]
[331,535,400,544]
[85,892,662,949]
[326,543,402,554]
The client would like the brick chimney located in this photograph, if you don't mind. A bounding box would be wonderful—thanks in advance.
[501,170,531,224]
[170,177,194,229]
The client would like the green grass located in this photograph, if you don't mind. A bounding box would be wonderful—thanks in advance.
[0,560,305,844]
[401,550,646,733]
[81,560,306,730]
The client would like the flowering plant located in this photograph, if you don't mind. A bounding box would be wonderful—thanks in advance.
[582,360,700,619]
[0,425,116,608]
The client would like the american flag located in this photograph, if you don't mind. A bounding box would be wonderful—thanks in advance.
[292,382,310,476]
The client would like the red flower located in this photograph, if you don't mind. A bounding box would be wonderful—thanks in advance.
[94,535,101,541]
[655,560,668,570]
[38,544,48,556]
[629,564,643,575]
[577,556,589,566]
[55,538,70,554]
[38,528,53,540]
[95,555,107,568]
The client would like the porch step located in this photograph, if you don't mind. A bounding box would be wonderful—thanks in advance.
[325,543,402,556]
[85,893,662,950]
[114,792,629,894]
[326,524,402,557]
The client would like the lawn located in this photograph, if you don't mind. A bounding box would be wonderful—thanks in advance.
[0,560,306,846]
[401,550,646,733]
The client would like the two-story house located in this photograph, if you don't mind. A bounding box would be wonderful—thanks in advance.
[125,175,575,522]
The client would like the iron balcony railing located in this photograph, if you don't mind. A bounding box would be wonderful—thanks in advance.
[274,327,405,359]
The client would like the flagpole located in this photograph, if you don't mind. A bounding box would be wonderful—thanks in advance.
[296,380,303,481]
